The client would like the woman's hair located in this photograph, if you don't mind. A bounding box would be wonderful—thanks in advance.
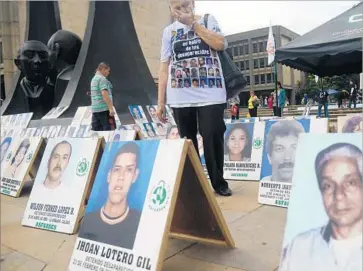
[11,138,30,165]
[224,124,252,159]
[277,81,282,88]
[342,115,362,133]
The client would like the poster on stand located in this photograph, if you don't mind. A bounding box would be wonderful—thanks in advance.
[1,137,43,197]
[165,125,180,139]
[145,105,176,125]
[337,114,362,133]
[1,137,14,166]
[69,140,181,270]
[22,138,102,234]
[278,133,362,271]
[110,130,137,142]
[142,123,158,138]
[128,105,149,124]
[258,118,328,207]
[197,134,209,178]
[223,121,265,180]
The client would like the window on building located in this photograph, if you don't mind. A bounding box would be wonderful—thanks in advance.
[260,74,265,84]
[266,73,272,83]
[0,42,3,64]
[263,40,267,51]
[253,43,258,53]
[235,61,240,69]
[254,75,259,85]
[246,75,250,85]
[240,61,244,70]
[253,59,259,69]
[244,44,249,54]
[259,41,264,53]
[245,60,249,70]
[233,46,239,57]
[239,45,244,55]
[259,58,265,68]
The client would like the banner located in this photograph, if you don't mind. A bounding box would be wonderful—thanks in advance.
[337,114,362,133]
[1,137,43,197]
[258,118,328,207]
[223,121,265,180]
[69,140,185,271]
[42,106,69,119]
[279,134,362,271]
[22,138,102,234]
[128,105,148,124]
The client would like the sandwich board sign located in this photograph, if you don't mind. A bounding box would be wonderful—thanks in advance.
[1,137,45,197]
[22,138,103,234]
[68,139,234,271]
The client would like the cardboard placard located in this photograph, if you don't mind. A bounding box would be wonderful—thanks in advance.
[69,140,234,271]
[42,106,69,119]
[258,118,328,207]
[279,134,362,271]
[22,138,103,234]
[337,114,362,133]
[1,137,45,197]
[223,121,265,181]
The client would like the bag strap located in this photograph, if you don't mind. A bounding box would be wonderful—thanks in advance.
[203,14,210,29]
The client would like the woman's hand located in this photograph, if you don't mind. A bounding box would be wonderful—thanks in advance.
[156,104,167,124]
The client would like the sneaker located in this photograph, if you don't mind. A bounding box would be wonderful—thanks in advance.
[215,187,232,197]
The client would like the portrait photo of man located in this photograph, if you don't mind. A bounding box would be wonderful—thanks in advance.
[78,142,142,249]
[131,106,142,120]
[43,140,72,189]
[280,142,362,271]
[262,120,305,183]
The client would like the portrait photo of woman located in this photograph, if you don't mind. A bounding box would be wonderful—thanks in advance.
[342,115,362,133]
[224,124,253,162]
[5,139,31,179]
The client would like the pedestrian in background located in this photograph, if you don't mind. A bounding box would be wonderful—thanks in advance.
[228,95,240,121]
[248,90,259,117]
[349,81,357,109]
[90,62,116,131]
[277,81,286,117]
[317,88,329,118]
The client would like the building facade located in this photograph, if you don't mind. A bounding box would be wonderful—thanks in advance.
[226,25,305,106]
[0,0,171,99]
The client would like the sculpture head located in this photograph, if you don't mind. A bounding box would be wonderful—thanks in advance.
[14,40,51,83]
[47,30,82,67]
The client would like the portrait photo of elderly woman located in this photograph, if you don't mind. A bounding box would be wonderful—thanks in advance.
[5,139,31,179]
[224,124,253,162]
[342,115,362,133]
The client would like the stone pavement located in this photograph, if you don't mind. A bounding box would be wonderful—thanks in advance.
[1,181,286,271]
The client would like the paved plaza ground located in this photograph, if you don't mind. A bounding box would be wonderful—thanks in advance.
[1,181,285,271]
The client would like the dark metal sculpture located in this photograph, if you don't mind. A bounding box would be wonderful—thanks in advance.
[1,1,61,118]
[59,1,157,118]
[47,30,82,104]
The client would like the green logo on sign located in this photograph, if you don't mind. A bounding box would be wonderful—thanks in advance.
[6,151,12,162]
[76,158,89,176]
[149,180,170,211]
[253,137,263,149]
[26,152,33,163]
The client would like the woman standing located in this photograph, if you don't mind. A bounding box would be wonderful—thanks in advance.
[224,124,252,162]
[277,81,286,117]
[267,93,273,109]
[156,0,231,196]
[248,90,259,117]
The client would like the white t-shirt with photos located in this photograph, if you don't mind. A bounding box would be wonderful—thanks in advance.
[160,14,228,108]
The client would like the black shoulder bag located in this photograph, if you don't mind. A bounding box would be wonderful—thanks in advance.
[204,14,247,99]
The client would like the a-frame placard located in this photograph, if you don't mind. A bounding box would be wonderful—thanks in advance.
[68,139,234,271]
[168,140,235,246]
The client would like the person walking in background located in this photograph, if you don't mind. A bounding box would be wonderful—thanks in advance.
[272,91,277,116]
[156,0,232,196]
[248,90,259,117]
[264,96,268,107]
[267,93,273,109]
[277,81,286,117]
[303,93,308,105]
[90,62,116,131]
[349,81,357,109]
[228,95,240,122]
[317,88,329,118]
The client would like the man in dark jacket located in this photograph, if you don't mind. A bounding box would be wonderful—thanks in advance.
[348,81,358,109]
[317,89,329,118]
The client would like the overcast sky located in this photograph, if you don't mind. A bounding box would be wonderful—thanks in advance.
[195,1,360,36]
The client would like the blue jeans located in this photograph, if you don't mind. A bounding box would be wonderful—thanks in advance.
[318,103,329,118]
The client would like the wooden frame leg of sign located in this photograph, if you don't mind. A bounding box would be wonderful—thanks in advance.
[157,140,235,270]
